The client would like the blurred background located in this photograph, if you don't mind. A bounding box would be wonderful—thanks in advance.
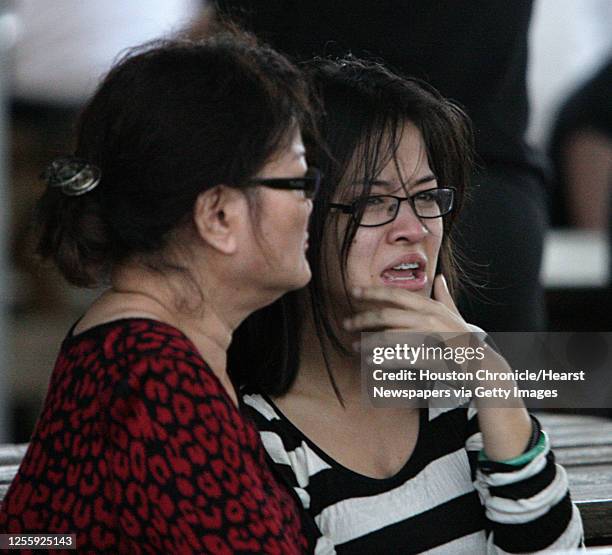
[0,0,610,443]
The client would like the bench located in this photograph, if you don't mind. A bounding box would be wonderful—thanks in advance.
[537,413,612,545]
[1,415,611,545]
[0,443,28,503]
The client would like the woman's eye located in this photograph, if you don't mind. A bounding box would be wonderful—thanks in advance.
[363,196,385,206]
[415,191,435,202]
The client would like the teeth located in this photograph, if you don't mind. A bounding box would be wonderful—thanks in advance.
[392,262,419,270]
[388,274,416,281]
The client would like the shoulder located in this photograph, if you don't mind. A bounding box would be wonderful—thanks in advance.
[62,318,198,362]
[63,318,230,416]
[102,323,260,454]
[99,318,198,361]
[241,393,332,494]
[241,393,303,452]
[112,320,231,406]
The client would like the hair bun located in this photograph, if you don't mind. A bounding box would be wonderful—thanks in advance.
[42,156,101,196]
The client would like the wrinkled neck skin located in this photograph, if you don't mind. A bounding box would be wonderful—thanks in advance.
[106,259,261,400]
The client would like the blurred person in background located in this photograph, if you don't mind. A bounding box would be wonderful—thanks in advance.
[1,30,324,553]
[526,0,612,155]
[548,57,612,341]
[548,58,612,231]
[211,0,548,333]
[526,0,611,334]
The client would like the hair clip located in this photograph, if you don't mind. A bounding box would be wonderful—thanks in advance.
[42,156,101,197]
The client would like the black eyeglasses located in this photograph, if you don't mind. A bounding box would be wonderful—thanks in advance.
[247,167,321,200]
[329,187,455,227]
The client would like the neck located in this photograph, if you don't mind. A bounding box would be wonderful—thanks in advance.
[293,303,363,403]
[109,262,243,387]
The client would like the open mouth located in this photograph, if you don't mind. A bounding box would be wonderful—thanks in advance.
[382,262,421,281]
[380,257,427,289]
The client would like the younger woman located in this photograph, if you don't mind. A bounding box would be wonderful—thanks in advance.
[230,58,584,554]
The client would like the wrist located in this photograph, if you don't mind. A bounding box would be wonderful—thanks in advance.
[479,426,547,469]
[476,407,532,460]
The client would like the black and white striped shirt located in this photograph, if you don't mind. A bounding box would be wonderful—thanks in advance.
[243,394,584,554]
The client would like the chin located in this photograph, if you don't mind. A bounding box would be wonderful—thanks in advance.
[278,265,311,293]
[293,267,312,290]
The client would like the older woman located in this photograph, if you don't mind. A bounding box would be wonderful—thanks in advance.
[0,31,323,553]
[230,58,584,553]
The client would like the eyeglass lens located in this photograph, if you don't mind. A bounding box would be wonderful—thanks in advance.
[359,189,452,226]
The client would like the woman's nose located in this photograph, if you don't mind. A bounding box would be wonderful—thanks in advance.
[388,201,428,242]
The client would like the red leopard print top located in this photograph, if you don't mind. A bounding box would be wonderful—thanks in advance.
[0,318,312,554]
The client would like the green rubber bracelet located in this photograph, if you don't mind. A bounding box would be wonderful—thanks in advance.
[478,430,548,467]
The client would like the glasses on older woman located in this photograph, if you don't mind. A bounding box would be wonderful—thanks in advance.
[329,187,455,227]
[248,167,321,200]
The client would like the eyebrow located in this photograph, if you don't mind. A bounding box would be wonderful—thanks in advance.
[367,174,437,191]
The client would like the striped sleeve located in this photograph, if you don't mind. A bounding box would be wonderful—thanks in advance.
[464,408,585,553]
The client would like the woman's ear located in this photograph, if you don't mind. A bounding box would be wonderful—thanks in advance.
[193,185,245,254]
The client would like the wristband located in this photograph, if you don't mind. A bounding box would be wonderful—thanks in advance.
[478,417,546,466]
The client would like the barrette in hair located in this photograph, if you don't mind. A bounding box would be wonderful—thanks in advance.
[42,156,101,196]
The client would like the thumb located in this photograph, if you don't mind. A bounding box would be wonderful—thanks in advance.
[433,274,458,312]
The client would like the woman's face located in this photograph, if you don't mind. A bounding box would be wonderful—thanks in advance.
[252,128,313,294]
[328,122,443,310]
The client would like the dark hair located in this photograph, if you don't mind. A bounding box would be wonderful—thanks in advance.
[36,28,316,287]
[229,57,473,399]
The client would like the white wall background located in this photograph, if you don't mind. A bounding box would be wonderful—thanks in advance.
[10,0,202,105]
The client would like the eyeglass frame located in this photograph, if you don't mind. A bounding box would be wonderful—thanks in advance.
[246,167,321,200]
[328,186,456,227]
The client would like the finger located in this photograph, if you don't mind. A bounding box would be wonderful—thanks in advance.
[344,308,424,332]
[358,329,435,352]
[352,286,435,312]
[432,275,459,314]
